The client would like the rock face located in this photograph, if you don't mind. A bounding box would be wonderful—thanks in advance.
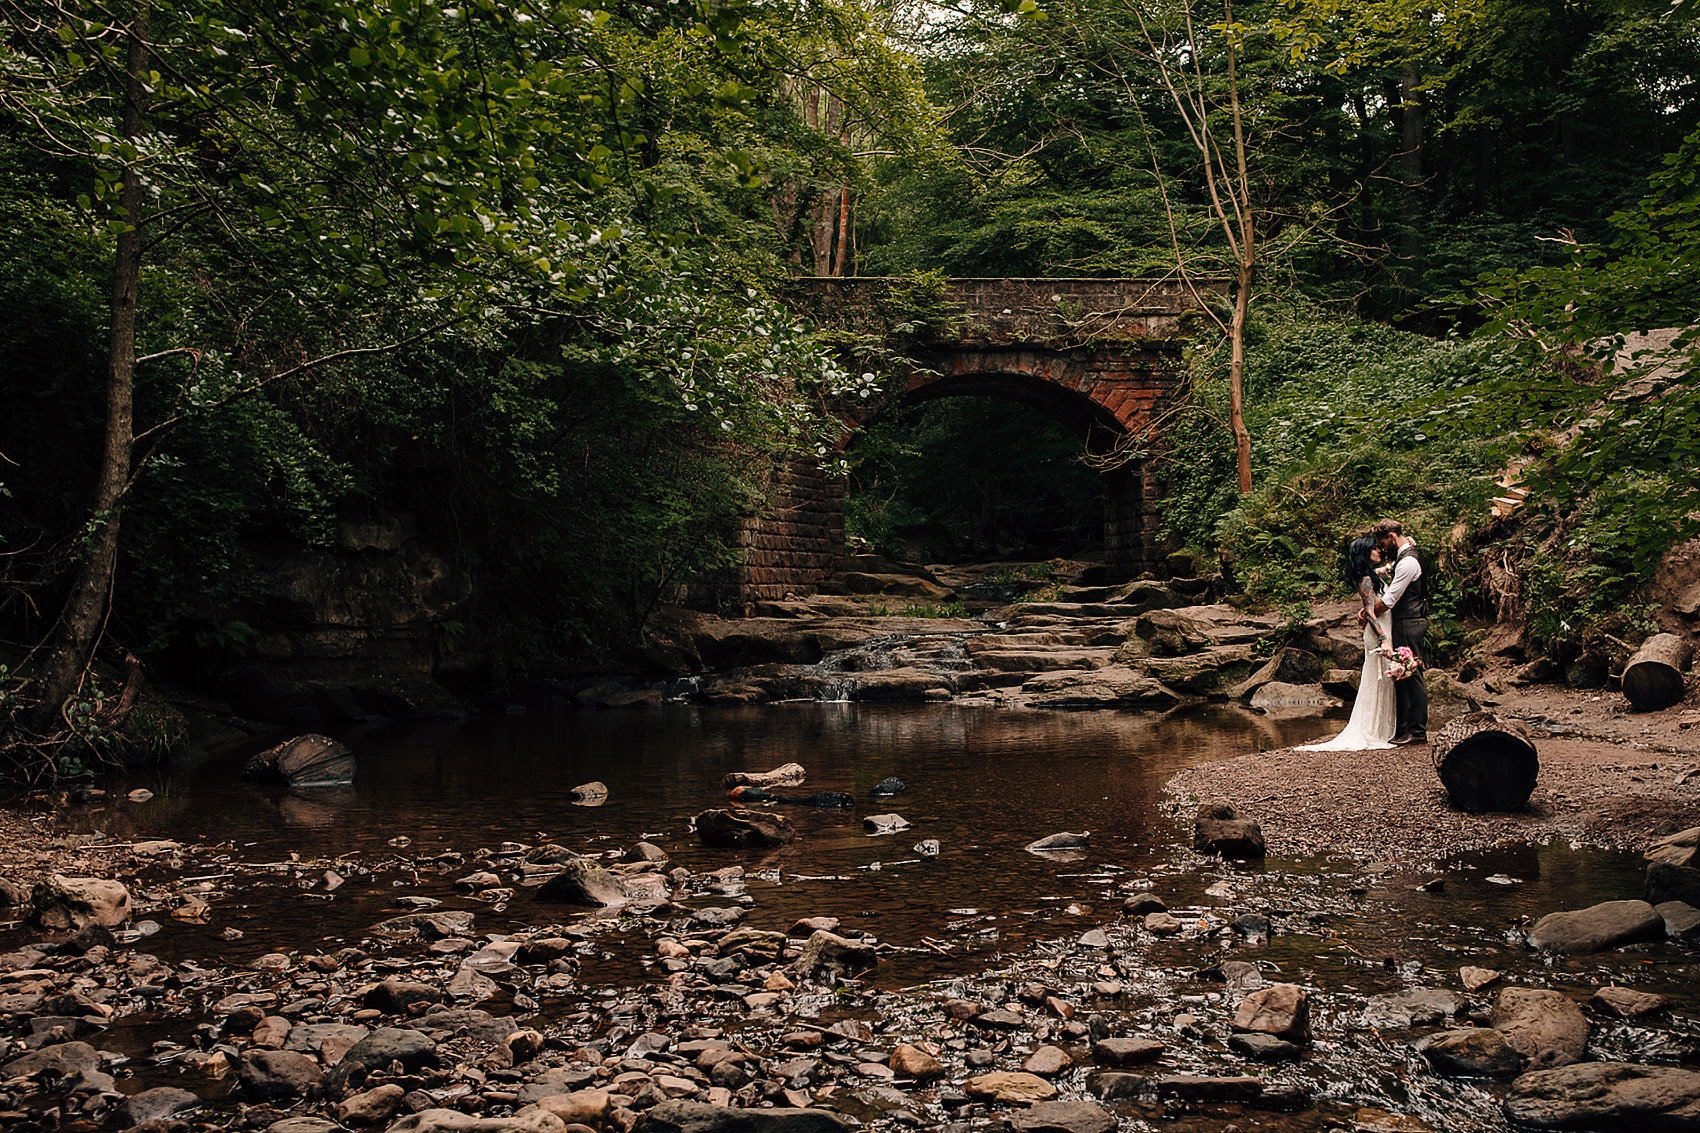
[694,808,796,848]
[29,875,131,930]
[1194,802,1266,858]
[1417,1028,1524,1079]
[1527,900,1665,953]
[1492,988,1589,1062]
[1021,666,1180,710]
[534,859,628,907]
[1231,983,1310,1042]
[633,1100,852,1132]
[1504,1062,1700,1131]
[243,733,357,787]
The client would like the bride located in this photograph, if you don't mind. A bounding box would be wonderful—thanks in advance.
[1299,535,1396,751]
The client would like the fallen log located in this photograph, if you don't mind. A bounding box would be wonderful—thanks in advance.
[1621,633,1692,712]
[1431,712,1538,812]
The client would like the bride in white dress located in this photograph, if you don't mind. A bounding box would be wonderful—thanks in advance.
[1300,535,1396,751]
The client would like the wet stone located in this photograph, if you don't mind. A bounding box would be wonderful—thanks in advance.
[1590,985,1670,1019]
[1526,900,1664,954]
[1156,1074,1264,1102]
[964,1070,1058,1103]
[1006,1100,1117,1133]
[1492,988,1589,1062]
[1093,1037,1164,1067]
[1503,1062,1700,1130]
[1229,1033,1303,1062]
[239,1048,324,1101]
[1232,983,1311,1043]
[121,1085,201,1124]
[1415,1028,1523,1079]
[1362,988,1458,1029]
[1022,1045,1073,1076]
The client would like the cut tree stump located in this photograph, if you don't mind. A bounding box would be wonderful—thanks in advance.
[1431,712,1539,812]
[1621,633,1692,712]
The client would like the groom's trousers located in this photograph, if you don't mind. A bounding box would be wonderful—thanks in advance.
[1393,617,1428,735]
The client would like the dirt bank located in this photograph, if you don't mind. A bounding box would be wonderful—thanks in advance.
[1166,683,1700,866]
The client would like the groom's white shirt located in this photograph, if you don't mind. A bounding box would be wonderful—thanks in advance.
[1382,540,1423,613]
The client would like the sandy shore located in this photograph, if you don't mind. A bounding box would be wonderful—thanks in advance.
[1165,684,1700,865]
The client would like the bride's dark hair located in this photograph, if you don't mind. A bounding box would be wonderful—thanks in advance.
[1342,535,1379,589]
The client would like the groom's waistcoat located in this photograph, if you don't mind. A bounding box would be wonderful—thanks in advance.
[1392,545,1429,620]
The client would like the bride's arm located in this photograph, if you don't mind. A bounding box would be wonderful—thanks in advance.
[1360,576,1390,651]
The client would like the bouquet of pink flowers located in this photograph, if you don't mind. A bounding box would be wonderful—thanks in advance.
[1385,646,1421,681]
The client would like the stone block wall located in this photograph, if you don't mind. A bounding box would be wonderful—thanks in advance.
[739,457,847,603]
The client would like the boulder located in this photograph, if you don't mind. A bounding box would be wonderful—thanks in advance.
[1504,1062,1700,1131]
[1527,900,1665,953]
[29,875,130,930]
[632,1100,853,1132]
[721,762,807,789]
[694,808,796,849]
[566,781,608,805]
[1194,802,1266,859]
[239,1049,324,1101]
[385,1109,567,1133]
[365,979,442,1015]
[2,1040,102,1080]
[1137,644,1260,696]
[243,733,356,787]
[1007,1101,1117,1133]
[534,859,628,907]
[122,1087,201,1124]
[1362,988,1459,1029]
[1229,647,1324,699]
[888,1044,944,1081]
[1416,1028,1523,1079]
[1591,986,1669,1019]
[1093,1037,1165,1066]
[1492,988,1589,1062]
[792,930,877,980]
[1232,983,1310,1042]
[1647,860,1700,907]
[1133,609,1215,656]
[337,1027,440,1074]
[964,1071,1059,1103]
[1021,666,1181,710]
[1249,681,1342,716]
[1656,900,1700,942]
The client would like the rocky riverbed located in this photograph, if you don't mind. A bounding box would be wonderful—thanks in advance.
[5,562,1700,1133]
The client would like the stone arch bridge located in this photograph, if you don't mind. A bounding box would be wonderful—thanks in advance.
[739,277,1215,602]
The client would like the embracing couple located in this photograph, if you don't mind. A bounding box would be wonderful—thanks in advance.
[1301,520,1429,752]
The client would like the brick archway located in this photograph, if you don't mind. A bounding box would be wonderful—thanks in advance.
[738,278,1209,603]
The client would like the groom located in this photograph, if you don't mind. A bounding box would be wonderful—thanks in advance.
[1369,519,1428,745]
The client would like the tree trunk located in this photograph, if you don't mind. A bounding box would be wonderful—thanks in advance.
[1431,711,1539,812]
[1397,67,1425,288]
[28,3,149,735]
[1622,633,1693,712]
[1228,257,1253,494]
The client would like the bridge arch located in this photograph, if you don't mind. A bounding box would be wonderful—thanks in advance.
[738,278,1208,603]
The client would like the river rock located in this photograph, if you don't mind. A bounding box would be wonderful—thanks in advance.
[863,813,910,834]
[1086,1071,1145,1101]
[1229,1032,1303,1062]
[239,1049,324,1100]
[1416,1028,1523,1078]
[1022,1045,1074,1076]
[964,1071,1058,1103]
[243,733,356,787]
[1232,983,1310,1042]
[2,1040,102,1079]
[567,781,608,805]
[1646,860,1700,907]
[721,763,807,789]
[338,1082,406,1125]
[526,1089,611,1125]
[869,777,906,796]
[386,1109,567,1133]
[1504,1062,1700,1130]
[1591,986,1669,1018]
[1362,988,1458,1028]
[1492,988,1589,1061]
[889,1043,944,1080]
[694,808,796,848]
[1194,802,1266,858]
[1461,966,1502,992]
[535,859,628,906]
[1156,1075,1264,1102]
[338,1027,441,1074]
[1094,1037,1164,1066]
[1144,911,1182,934]
[29,875,131,929]
[633,1100,852,1132]
[268,1120,344,1133]
[371,910,475,940]
[366,979,442,1015]
[1657,900,1700,942]
[1007,1100,1117,1133]
[792,930,877,979]
[1527,900,1664,953]
[122,1086,200,1124]
[1021,666,1180,710]
[1026,831,1090,852]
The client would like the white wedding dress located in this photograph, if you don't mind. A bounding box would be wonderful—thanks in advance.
[1299,597,1396,751]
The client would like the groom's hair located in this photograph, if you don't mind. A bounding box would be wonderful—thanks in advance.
[1371,519,1403,539]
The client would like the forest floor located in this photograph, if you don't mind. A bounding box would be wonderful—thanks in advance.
[1165,678,1700,866]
